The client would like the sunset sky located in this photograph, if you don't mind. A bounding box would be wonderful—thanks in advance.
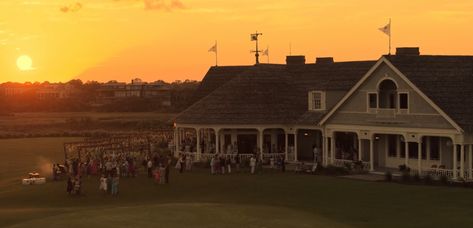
[0,0,472,83]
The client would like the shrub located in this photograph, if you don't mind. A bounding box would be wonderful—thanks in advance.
[424,174,433,185]
[401,171,411,182]
[440,175,448,185]
[322,165,349,176]
[413,173,421,182]
[385,171,393,182]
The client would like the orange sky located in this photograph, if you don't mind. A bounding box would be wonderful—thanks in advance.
[1,0,472,83]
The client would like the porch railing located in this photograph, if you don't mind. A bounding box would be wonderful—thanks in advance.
[422,168,471,180]
[376,108,396,118]
[196,153,255,162]
[262,153,285,159]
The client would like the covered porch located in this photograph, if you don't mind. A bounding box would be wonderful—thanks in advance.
[174,124,324,163]
[326,127,473,180]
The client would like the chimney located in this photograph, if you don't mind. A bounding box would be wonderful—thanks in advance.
[316,57,334,64]
[286,55,306,65]
[396,47,420,56]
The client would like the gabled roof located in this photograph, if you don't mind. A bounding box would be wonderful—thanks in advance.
[176,61,376,125]
[386,55,473,131]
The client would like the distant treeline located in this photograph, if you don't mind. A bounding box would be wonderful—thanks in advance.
[0,79,200,113]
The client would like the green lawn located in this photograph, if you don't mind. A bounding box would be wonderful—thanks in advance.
[1,138,473,228]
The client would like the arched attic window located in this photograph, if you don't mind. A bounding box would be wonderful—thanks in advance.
[378,79,397,109]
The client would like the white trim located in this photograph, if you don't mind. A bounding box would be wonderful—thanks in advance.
[320,57,464,133]
[398,91,409,114]
[320,58,385,125]
[376,76,399,89]
[326,124,459,135]
[367,92,378,112]
[383,59,463,133]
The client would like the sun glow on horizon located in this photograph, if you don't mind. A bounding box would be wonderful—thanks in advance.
[16,55,34,71]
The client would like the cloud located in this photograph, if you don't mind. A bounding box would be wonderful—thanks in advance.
[60,2,83,13]
[114,0,186,11]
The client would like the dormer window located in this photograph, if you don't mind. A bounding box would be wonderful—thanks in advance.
[308,91,326,111]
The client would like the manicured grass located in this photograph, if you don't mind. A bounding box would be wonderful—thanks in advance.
[1,138,473,227]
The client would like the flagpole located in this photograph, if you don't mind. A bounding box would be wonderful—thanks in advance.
[389,18,391,55]
[215,40,218,67]
[267,46,269,64]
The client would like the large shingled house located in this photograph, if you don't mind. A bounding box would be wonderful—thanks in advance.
[174,47,473,180]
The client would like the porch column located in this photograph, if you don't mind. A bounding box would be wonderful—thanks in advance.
[196,128,201,161]
[259,129,264,160]
[284,131,288,160]
[323,136,328,166]
[330,134,335,164]
[369,137,374,171]
[417,141,422,175]
[294,130,298,162]
[174,127,178,156]
[460,144,465,179]
[405,140,409,168]
[176,127,181,155]
[358,137,362,162]
[426,137,431,161]
[453,144,458,179]
[468,144,473,179]
[214,128,220,154]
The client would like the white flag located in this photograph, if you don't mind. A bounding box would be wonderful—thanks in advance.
[262,48,269,56]
[208,44,217,53]
[378,22,391,36]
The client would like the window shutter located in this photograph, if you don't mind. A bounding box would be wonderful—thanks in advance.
[308,92,313,110]
[321,92,326,110]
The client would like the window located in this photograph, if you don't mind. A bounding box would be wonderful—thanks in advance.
[399,93,408,110]
[368,93,378,109]
[378,79,397,109]
[308,91,325,110]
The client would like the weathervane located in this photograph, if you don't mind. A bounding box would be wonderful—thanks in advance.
[250,31,263,65]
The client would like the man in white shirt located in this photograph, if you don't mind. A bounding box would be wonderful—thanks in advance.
[250,156,257,174]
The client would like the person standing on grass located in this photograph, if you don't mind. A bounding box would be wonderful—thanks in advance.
[210,156,215,175]
[99,175,107,194]
[74,176,81,195]
[280,155,286,172]
[66,176,73,195]
[250,156,256,174]
[312,145,320,171]
[185,154,192,171]
[220,155,226,174]
[111,176,119,196]
[226,156,232,174]
[235,155,240,173]
[177,154,184,173]
[166,155,171,184]
[159,164,166,184]
[147,159,153,178]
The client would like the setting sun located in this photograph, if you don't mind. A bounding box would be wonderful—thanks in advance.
[16,55,34,71]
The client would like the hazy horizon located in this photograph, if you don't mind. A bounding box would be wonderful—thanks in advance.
[1,0,473,83]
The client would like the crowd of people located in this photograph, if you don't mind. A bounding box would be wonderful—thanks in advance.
[60,133,174,196]
[207,153,287,175]
[58,133,323,197]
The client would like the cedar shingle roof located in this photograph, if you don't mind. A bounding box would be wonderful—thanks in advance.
[176,61,375,125]
[193,66,252,101]
[386,55,473,131]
